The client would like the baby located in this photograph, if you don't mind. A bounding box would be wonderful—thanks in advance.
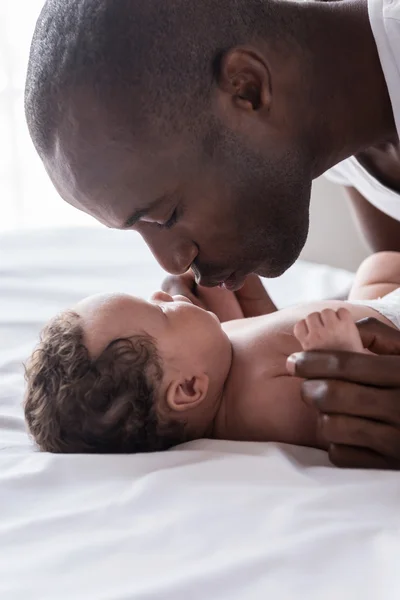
[24,251,400,454]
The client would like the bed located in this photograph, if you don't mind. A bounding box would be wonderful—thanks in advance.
[1,227,399,600]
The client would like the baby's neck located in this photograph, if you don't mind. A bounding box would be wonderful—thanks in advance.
[210,393,229,439]
[209,357,235,439]
[195,345,233,440]
[210,323,256,440]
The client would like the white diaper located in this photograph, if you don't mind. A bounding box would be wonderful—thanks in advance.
[350,288,400,330]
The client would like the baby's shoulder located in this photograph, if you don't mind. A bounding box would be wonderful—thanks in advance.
[226,312,300,373]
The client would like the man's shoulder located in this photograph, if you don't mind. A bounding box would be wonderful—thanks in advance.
[356,140,400,193]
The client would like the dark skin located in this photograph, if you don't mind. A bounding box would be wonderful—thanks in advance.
[49,1,395,287]
[347,186,400,252]
[51,45,315,288]
[293,146,400,469]
[346,139,400,252]
[302,145,400,468]
[292,319,400,470]
[41,0,400,467]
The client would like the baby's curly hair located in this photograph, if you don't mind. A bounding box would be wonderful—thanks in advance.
[24,311,186,453]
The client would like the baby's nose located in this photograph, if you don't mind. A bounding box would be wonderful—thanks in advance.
[172,294,193,305]
[151,290,173,303]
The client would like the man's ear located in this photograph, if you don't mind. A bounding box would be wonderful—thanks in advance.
[215,47,272,112]
[166,374,209,413]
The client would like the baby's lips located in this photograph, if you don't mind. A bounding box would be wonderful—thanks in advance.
[222,273,246,292]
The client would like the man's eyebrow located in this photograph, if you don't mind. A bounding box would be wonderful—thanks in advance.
[122,196,167,229]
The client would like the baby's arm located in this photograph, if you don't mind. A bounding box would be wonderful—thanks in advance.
[163,270,244,321]
[173,273,277,322]
[234,275,277,316]
[198,274,277,320]
[163,271,276,322]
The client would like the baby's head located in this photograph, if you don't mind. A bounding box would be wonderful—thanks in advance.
[24,291,232,453]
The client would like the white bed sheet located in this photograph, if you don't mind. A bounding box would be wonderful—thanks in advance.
[1,227,399,600]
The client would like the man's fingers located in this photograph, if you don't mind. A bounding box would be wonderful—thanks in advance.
[301,379,400,425]
[319,414,400,460]
[288,350,400,386]
[328,444,395,469]
[357,318,400,355]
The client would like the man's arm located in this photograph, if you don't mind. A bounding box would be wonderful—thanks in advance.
[346,186,400,252]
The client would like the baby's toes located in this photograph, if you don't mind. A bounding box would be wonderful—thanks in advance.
[337,307,354,324]
[305,312,324,331]
[293,319,309,344]
[320,308,340,328]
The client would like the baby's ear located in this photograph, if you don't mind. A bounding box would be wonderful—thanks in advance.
[166,374,209,412]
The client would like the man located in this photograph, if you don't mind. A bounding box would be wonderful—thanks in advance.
[25,0,400,468]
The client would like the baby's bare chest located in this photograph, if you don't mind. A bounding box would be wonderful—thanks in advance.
[228,318,299,374]
[225,320,299,410]
[222,324,320,446]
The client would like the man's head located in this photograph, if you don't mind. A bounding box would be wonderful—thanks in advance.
[24,292,231,453]
[25,0,338,286]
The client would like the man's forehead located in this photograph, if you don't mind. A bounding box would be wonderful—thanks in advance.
[47,135,168,227]
[45,98,196,226]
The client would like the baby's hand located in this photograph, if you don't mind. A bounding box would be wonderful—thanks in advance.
[162,272,277,322]
[162,270,243,322]
[162,271,206,309]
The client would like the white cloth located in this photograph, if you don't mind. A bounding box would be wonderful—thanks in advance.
[325,0,400,221]
[351,287,400,329]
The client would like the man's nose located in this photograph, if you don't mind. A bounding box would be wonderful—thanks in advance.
[146,235,198,275]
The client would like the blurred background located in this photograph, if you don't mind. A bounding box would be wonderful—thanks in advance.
[0,0,369,271]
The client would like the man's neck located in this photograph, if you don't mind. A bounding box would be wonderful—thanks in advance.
[302,0,397,175]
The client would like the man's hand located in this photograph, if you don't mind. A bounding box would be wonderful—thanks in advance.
[287,318,400,469]
[162,271,277,322]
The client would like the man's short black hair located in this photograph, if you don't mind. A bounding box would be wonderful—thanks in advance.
[25,0,296,156]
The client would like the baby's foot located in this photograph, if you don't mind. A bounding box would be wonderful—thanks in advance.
[294,308,366,353]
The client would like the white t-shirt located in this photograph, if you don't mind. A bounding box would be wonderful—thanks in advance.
[325,0,400,221]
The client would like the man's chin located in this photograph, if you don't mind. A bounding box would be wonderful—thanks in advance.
[254,261,290,279]
[255,249,302,279]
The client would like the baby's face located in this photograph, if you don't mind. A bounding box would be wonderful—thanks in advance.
[73,291,232,381]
